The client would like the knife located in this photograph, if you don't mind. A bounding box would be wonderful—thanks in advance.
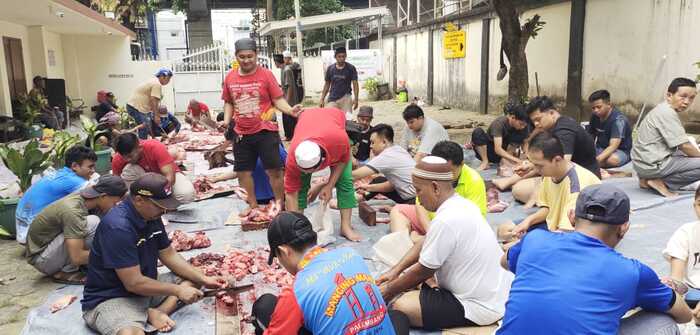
[202,283,254,297]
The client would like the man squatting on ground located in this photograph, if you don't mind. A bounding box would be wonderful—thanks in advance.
[25,175,127,285]
[81,173,229,335]
[220,38,302,217]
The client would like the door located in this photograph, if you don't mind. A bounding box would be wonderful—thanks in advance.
[3,37,27,101]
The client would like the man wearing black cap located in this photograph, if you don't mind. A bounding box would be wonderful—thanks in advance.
[320,47,359,119]
[82,173,228,335]
[25,175,127,285]
[497,184,692,335]
[221,37,302,217]
[349,105,374,167]
[251,211,409,335]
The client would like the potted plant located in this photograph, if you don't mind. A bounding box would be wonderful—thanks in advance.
[362,77,380,101]
[16,93,43,139]
[81,116,112,175]
[0,140,51,237]
[48,130,82,168]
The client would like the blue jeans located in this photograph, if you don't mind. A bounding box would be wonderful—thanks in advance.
[596,147,631,167]
[127,104,151,139]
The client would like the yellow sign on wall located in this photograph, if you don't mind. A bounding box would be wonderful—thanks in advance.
[443,30,466,59]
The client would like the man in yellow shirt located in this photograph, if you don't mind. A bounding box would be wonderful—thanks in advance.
[127,68,172,139]
[390,141,487,240]
[499,132,601,242]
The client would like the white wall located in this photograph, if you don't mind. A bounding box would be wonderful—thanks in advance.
[0,20,33,116]
[44,30,65,80]
[62,34,174,112]
[27,26,48,79]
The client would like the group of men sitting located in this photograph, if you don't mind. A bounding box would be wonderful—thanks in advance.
[12,35,700,335]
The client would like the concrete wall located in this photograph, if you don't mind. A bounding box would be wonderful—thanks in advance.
[62,34,174,112]
[0,20,34,116]
[374,0,700,117]
[44,31,65,80]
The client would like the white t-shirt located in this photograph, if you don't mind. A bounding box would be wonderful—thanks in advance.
[400,116,449,156]
[663,221,700,288]
[419,194,513,325]
[365,145,416,200]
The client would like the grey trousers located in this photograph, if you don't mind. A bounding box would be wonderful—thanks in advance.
[31,215,100,275]
[618,311,680,335]
[658,155,700,190]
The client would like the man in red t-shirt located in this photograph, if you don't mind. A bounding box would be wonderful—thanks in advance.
[185,99,216,130]
[221,38,301,216]
[285,108,361,241]
[112,132,195,204]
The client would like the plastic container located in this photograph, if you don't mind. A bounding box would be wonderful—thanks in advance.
[0,198,19,238]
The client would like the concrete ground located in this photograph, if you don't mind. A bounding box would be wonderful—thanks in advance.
[0,100,499,334]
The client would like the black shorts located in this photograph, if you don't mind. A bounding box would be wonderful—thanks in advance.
[233,130,283,171]
[419,284,477,330]
[471,128,501,164]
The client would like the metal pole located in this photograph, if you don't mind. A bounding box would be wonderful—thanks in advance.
[417,0,420,23]
[378,15,383,51]
[294,0,306,99]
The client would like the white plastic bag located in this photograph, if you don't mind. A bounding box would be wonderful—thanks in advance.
[372,231,413,267]
[311,201,336,245]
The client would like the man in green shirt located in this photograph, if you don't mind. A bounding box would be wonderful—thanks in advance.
[26,175,127,284]
[390,141,487,240]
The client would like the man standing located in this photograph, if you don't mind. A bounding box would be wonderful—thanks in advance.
[587,90,633,168]
[185,99,216,130]
[390,141,487,239]
[352,123,416,204]
[221,38,301,217]
[320,47,359,119]
[499,132,601,241]
[399,105,449,162]
[281,50,303,140]
[377,156,511,330]
[497,184,692,334]
[127,68,172,139]
[25,175,127,284]
[471,103,530,170]
[252,211,409,334]
[285,108,361,241]
[632,77,700,197]
[82,173,228,335]
[16,145,97,244]
[112,132,195,204]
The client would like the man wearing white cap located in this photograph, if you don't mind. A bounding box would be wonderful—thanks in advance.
[285,108,361,241]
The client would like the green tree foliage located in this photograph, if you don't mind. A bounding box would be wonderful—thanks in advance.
[274,0,354,48]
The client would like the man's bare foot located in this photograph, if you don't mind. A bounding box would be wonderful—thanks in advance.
[523,198,536,209]
[639,178,649,189]
[340,226,363,242]
[647,179,677,197]
[147,308,176,333]
[477,162,490,171]
[492,178,511,191]
[238,207,255,218]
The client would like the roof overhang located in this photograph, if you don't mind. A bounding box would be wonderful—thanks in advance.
[0,0,135,38]
[260,6,391,36]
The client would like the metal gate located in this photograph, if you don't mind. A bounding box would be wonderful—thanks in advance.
[170,43,274,115]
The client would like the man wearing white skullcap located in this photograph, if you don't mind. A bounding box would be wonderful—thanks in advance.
[285,108,360,241]
[376,156,512,330]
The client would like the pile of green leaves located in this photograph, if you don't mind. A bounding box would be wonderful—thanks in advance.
[0,140,51,193]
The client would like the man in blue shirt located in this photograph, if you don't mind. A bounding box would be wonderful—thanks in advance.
[151,106,181,139]
[252,211,409,334]
[587,90,633,169]
[15,145,97,244]
[497,184,692,335]
[320,47,359,119]
[82,173,228,335]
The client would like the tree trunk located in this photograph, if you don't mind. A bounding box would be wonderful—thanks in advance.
[493,0,530,104]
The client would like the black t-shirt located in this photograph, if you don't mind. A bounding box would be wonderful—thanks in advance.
[354,130,371,161]
[552,116,600,178]
[487,116,530,148]
[325,63,358,101]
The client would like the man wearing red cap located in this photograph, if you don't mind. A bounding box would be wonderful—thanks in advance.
[285,107,361,241]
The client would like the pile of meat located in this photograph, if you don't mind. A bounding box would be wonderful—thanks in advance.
[241,201,281,228]
[169,230,212,251]
[487,186,509,213]
[193,176,248,201]
[188,248,294,286]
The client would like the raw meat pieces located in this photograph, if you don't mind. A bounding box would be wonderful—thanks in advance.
[487,187,509,213]
[241,201,281,231]
[187,248,294,287]
[169,230,212,252]
[50,295,77,313]
[193,176,247,201]
[193,177,214,194]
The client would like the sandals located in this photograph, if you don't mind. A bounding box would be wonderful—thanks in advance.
[51,272,86,285]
